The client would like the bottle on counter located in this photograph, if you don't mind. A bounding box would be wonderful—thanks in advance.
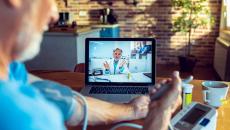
[182,83,194,108]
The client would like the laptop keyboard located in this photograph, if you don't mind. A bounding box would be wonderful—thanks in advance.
[89,87,149,94]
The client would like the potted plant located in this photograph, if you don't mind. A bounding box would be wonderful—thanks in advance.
[171,0,214,72]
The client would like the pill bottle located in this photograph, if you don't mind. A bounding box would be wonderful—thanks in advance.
[182,84,194,108]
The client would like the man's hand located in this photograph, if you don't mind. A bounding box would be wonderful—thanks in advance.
[119,60,126,68]
[103,61,110,70]
[128,96,150,119]
[144,71,182,130]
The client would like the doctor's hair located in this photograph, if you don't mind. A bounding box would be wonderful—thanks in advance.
[113,48,123,53]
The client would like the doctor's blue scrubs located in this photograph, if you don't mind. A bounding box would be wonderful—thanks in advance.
[0,61,66,130]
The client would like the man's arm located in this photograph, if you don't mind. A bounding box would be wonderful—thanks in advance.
[31,80,149,126]
[67,96,149,126]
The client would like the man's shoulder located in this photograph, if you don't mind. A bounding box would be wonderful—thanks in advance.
[0,80,35,97]
[0,81,65,130]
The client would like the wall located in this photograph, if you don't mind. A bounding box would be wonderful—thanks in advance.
[56,0,221,66]
[89,41,131,58]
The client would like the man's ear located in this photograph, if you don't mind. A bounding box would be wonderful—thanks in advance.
[4,0,22,8]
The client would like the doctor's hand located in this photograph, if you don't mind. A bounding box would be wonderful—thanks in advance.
[143,71,182,130]
[119,60,126,68]
[103,61,110,70]
[128,96,150,120]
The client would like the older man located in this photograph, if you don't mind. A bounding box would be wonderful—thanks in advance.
[0,0,181,130]
[103,48,129,75]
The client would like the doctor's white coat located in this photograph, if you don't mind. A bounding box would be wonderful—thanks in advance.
[104,58,129,75]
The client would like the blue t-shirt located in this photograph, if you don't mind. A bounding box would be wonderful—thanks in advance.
[8,61,28,84]
[0,61,66,130]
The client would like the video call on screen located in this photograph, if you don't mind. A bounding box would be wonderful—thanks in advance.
[88,41,153,83]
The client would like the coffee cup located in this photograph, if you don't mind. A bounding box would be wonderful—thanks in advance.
[202,81,229,107]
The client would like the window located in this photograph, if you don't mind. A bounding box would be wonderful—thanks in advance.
[219,0,230,41]
[227,0,230,28]
[224,0,230,29]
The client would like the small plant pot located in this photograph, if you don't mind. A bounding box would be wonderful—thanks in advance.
[178,55,197,72]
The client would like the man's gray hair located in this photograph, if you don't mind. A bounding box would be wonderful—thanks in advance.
[113,48,123,53]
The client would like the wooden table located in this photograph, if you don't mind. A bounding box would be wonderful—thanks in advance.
[35,72,230,130]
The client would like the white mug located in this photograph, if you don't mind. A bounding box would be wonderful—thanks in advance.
[202,81,229,107]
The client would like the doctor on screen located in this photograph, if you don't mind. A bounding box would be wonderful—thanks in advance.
[103,48,129,75]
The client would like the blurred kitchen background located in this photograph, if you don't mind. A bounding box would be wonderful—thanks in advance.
[26,0,230,81]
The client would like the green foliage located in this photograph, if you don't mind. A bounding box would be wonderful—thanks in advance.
[171,0,215,55]
[172,0,214,33]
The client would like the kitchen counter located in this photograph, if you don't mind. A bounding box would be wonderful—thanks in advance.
[91,24,120,37]
[91,24,119,28]
[46,26,101,36]
[25,26,100,71]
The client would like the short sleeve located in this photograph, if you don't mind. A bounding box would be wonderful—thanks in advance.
[0,81,66,130]
[32,80,77,121]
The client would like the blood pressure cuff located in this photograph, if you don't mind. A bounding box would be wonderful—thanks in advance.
[31,80,77,121]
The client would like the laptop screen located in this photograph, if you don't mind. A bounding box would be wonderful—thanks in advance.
[85,38,155,85]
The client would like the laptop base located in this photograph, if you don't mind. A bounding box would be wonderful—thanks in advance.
[80,86,149,103]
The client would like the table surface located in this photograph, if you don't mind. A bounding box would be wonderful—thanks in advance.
[34,72,230,130]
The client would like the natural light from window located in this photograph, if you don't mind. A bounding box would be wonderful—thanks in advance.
[227,0,230,27]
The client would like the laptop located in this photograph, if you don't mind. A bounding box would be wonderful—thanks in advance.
[81,38,156,103]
